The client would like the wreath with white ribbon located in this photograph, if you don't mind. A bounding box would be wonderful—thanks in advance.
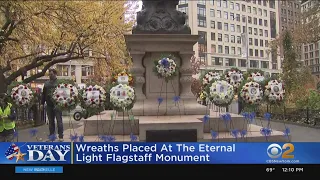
[52,83,79,111]
[225,68,244,90]
[81,85,106,108]
[240,81,264,105]
[248,72,265,82]
[264,80,285,104]
[153,56,178,82]
[110,84,135,110]
[10,84,34,107]
[208,80,234,107]
[202,71,221,86]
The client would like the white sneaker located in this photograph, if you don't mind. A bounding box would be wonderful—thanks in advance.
[58,138,64,142]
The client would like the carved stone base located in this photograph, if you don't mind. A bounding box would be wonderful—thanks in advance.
[126,99,207,116]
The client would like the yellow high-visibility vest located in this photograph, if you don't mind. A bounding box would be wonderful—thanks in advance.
[0,103,15,132]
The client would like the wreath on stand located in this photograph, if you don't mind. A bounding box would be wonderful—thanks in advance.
[200,70,221,87]
[52,82,79,111]
[8,82,36,135]
[153,54,182,116]
[153,55,179,82]
[203,80,235,141]
[50,79,80,142]
[111,71,135,86]
[109,84,136,112]
[78,84,107,119]
[205,80,235,108]
[109,83,137,141]
[224,67,244,94]
[8,83,36,108]
[239,81,264,106]
[245,69,266,83]
[264,79,285,105]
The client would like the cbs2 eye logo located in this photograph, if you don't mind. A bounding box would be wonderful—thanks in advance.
[267,143,295,159]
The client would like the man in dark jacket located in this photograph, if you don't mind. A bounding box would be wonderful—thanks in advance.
[0,93,17,142]
[41,69,64,142]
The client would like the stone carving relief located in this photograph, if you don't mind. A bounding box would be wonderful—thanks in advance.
[136,76,146,84]
[180,76,193,83]
[132,0,191,34]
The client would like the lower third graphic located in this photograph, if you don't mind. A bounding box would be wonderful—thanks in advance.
[4,144,26,163]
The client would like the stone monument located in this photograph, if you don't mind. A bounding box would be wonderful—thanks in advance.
[125,0,207,116]
[77,0,289,143]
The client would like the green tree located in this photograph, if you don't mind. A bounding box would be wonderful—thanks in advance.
[281,30,314,103]
[296,90,320,110]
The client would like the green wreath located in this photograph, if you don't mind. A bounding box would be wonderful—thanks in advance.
[7,82,37,109]
[199,69,221,88]
[153,54,179,83]
[50,79,79,112]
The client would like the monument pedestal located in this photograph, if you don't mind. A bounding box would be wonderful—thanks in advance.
[69,110,290,142]
[127,99,207,116]
[124,34,208,116]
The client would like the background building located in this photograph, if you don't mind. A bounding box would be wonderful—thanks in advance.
[278,0,302,61]
[300,0,320,79]
[25,57,94,89]
[178,0,280,77]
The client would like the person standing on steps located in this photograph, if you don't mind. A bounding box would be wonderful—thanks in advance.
[41,69,64,142]
[0,93,17,142]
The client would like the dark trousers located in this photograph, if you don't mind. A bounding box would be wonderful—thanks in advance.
[0,129,14,142]
[46,106,63,138]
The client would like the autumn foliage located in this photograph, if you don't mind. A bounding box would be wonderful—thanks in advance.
[0,1,134,93]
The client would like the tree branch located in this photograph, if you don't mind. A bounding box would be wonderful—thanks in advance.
[23,56,83,83]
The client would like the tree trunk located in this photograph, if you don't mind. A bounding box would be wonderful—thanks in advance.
[0,73,8,94]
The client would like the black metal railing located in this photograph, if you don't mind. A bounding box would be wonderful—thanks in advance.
[14,94,47,127]
[198,100,320,127]
[257,105,320,127]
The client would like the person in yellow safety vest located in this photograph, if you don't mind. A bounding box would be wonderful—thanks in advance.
[0,93,17,142]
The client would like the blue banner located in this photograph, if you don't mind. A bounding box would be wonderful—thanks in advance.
[1,142,320,164]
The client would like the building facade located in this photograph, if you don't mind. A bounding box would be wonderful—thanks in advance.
[178,0,281,77]
[278,0,302,60]
[23,58,94,89]
[301,0,320,79]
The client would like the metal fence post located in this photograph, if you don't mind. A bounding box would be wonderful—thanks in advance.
[306,107,309,122]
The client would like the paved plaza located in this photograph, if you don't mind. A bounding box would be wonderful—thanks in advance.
[13,116,320,142]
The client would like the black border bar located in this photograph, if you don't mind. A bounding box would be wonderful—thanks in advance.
[3,164,318,176]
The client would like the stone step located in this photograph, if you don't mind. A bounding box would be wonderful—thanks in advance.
[127,100,208,116]
[201,124,289,142]
[138,115,204,141]
[203,111,246,133]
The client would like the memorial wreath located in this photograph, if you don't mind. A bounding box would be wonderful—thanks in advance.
[239,81,264,105]
[200,70,221,87]
[224,67,244,92]
[109,84,136,111]
[206,80,234,107]
[80,85,106,109]
[112,71,134,86]
[52,83,79,111]
[264,79,285,105]
[9,83,35,107]
[153,55,179,82]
